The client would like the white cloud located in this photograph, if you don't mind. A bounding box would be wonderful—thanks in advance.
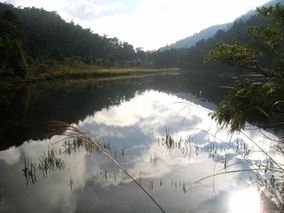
[0,146,20,165]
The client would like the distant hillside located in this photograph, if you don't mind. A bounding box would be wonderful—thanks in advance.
[159,23,230,51]
[158,6,263,51]
[146,0,284,71]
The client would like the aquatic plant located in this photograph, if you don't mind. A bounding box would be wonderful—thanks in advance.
[22,147,65,185]
[68,175,74,190]
[22,154,37,185]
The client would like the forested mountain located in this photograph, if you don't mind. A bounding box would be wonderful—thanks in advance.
[148,17,261,70]
[158,10,257,51]
[0,3,137,62]
[0,2,138,79]
[158,0,280,51]
[159,10,257,51]
[159,23,231,51]
[148,0,284,71]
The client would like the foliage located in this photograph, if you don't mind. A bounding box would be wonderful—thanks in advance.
[0,10,29,77]
[206,3,284,133]
[0,3,142,80]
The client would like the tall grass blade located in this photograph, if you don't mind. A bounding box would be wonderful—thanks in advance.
[48,120,166,213]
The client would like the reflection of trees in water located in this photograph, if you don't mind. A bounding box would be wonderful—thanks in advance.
[1,72,237,150]
[0,78,146,149]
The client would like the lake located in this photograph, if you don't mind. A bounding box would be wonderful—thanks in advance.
[0,72,279,213]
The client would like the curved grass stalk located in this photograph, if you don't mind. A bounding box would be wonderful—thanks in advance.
[171,100,209,130]
[48,120,165,213]
[195,168,261,184]
[240,130,283,170]
[193,128,284,209]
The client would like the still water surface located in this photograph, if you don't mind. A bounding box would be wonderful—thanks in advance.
[0,73,276,212]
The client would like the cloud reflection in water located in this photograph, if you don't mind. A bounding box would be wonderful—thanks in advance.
[0,89,277,213]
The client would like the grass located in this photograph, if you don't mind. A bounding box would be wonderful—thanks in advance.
[4,62,180,84]
[158,126,284,211]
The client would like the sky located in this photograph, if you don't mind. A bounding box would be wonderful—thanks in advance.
[1,0,270,50]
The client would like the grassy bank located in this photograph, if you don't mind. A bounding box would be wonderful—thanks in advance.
[2,62,180,85]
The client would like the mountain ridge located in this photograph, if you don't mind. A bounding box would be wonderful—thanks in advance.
[158,0,280,51]
[159,23,231,51]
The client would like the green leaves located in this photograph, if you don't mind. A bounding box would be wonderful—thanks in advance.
[256,3,284,25]
[205,40,257,71]
[210,79,284,132]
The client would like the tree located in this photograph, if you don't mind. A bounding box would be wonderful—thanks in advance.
[205,3,284,133]
[0,10,29,77]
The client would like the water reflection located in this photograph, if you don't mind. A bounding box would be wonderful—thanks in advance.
[0,72,233,150]
[229,187,261,213]
[0,89,277,213]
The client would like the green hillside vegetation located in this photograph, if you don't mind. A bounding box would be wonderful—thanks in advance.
[158,9,259,51]
[149,12,276,71]
[153,0,282,71]
[0,3,157,83]
[0,1,282,83]
[159,23,232,51]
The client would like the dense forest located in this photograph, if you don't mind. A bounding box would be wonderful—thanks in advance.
[0,1,281,80]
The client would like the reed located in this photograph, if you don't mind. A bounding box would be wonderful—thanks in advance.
[48,120,166,213]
